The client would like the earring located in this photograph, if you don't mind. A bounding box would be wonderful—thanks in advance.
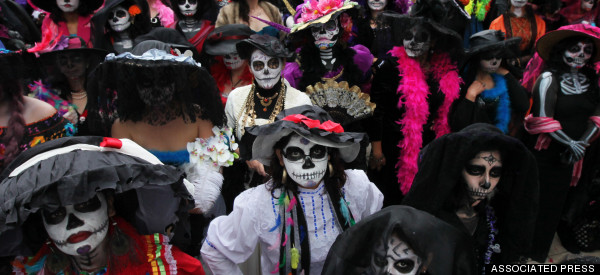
[109,218,130,256]
[282,169,288,184]
[328,162,333,177]
[46,240,69,273]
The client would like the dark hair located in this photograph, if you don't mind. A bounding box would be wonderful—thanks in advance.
[91,0,152,53]
[231,0,262,23]
[171,0,219,22]
[43,51,102,99]
[48,1,97,23]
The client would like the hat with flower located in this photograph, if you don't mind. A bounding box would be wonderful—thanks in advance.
[290,0,360,33]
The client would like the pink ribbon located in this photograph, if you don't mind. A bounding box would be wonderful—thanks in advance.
[524,114,562,150]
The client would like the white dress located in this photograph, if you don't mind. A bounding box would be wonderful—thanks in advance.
[201,169,384,274]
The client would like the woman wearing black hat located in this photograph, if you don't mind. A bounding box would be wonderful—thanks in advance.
[28,0,103,52]
[201,105,383,275]
[454,30,529,135]
[91,0,152,53]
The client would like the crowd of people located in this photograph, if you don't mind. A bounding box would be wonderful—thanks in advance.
[1,0,600,274]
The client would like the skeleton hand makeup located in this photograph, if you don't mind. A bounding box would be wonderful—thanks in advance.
[56,0,79,13]
[479,51,502,73]
[137,71,176,106]
[403,27,431,58]
[250,49,282,89]
[582,0,595,11]
[510,0,527,8]
[368,0,387,11]
[311,18,340,50]
[223,52,243,70]
[463,150,502,202]
[563,41,593,69]
[108,6,132,33]
[178,0,198,17]
[43,194,109,256]
[372,233,421,275]
[282,135,328,189]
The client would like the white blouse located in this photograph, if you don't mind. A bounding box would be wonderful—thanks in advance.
[201,169,384,274]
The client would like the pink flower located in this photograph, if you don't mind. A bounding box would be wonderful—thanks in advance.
[316,0,343,16]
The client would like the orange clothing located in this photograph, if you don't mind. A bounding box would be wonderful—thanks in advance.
[490,13,546,53]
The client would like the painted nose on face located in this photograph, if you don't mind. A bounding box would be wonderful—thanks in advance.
[481,175,491,189]
[263,68,269,75]
[66,213,84,230]
[112,16,120,22]
[302,156,315,169]
[185,4,190,8]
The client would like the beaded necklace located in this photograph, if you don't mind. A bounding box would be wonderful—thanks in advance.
[240,82,286,135]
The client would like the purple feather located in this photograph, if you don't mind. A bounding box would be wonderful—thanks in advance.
[394,0,412,14]
[251,16,291,33]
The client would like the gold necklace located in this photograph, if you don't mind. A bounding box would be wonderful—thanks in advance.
[70,90,87,100]
[256,92,279,111]
[240,83,286,135]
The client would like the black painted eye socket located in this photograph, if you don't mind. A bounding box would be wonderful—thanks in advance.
[74,195,102,213]
[490,167,502,178]
[309,145,327,159]
[283,145,328,162]
[252,60,265,71]
[465,164,485,176]
[43,207,67,225]
[404,31,430,43]
[323,20,337,31]
[267,58,279,69]
[283,146,305,162]
[112,9,128,18]
[395,259,415,273]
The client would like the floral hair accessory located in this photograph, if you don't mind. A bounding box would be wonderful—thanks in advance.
[291,0,358,33]
[129,5,141,16]
[188,126,239,170]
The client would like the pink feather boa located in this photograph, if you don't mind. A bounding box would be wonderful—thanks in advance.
[390,46,462,195]
[150,0,175,27]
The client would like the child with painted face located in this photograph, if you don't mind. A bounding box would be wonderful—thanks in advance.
[454,30,529,135]
[202,105,383,275]
[0,137,205,274]
[404,123,539,267]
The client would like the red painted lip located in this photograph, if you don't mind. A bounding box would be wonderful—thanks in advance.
[64,4,72,7]
[67,231,92,244]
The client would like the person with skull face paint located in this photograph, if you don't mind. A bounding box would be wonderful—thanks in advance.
[0,137,205,274]
[521,24,600,262]
[27,0,103,52]
[202,105,383,275]
[167,0,219,54]
[91,0,152,53]
[454,30,529,135]
[204,24,254,106]
[368,13,464,205]
[403,123,539,269]
[323,205,478,275]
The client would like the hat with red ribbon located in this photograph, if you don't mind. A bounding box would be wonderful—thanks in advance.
[247,105,365,165]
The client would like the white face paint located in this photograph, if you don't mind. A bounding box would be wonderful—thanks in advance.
[582,0,595,11]
[372,233,421,275]
[108,6,132,33]
[43,194,109,256]
[178,0,198,17]
[223,52,243,70]
[368,0,387,11]
[510,0,527,8]
[282,135,328,189]
[311,18,340,50]
[403,26,431,58]
[563,41,594,69]
[462,150,502,202]
[479,51,502,73]
[56,0,79,13]
[250,49,282,89]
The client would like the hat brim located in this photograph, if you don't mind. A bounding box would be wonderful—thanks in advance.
[29,0,104,13]
[39,48,109,62]
[466,36,522,56]
[536,29,600,62]
[291,3,358,33]
[205,40,241,56]
[237,39,293,60]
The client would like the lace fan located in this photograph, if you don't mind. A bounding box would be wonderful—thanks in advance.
[305,80,376,126]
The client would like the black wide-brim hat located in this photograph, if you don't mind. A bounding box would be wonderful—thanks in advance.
[467,29,522,57]
[205,24,255,56]
[237,34,293,60]
[0,136,193,254]
[536,24,600,62]
[28,0,104,13]
[247,105,365,166]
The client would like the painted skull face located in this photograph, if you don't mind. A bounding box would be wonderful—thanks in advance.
[178,0,198,17]
[582,0,595,11]
[43,194,109,256]
[136,70,176,106]
[368,0,387,11]
[250,49,282,89]
[372,233,421,275]
[282,135,328,189]
[223,52,243,70]
[108,6,132,33]
[311,18,340,50]
[563,41,594,69]
[462,150,502,202]
[510,0,527,8]
[56,0,79,13]
[403,26,431,58]
[479,50,503,73]
[56,52,87,79]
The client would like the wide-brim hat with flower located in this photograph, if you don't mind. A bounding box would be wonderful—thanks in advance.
[205,24,255,56]
[236,34,293,59]
[536,24,600,62]
[290,0,360,33]
[247,105,365,166]
[28,0,104,13]
[38,36,108,72]
[0,136,194,255]
[467,29,521,57]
